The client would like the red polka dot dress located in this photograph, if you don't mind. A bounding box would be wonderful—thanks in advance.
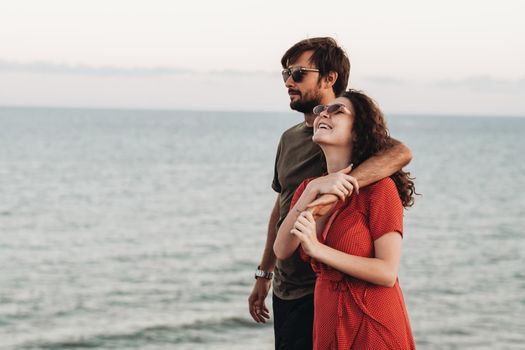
[291,177,416,349]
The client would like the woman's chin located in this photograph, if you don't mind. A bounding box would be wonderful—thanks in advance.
[312,134,329,145]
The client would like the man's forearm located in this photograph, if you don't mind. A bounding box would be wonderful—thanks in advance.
[258,196,280,271]
[351,139,412,188]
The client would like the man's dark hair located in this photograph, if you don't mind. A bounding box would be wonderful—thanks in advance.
[281,37,350,96]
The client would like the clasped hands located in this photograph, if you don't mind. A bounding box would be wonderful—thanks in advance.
[305,164,359,218]
[291,165,359,257]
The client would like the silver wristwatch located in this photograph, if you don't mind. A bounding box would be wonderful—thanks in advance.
[254,266,273,280]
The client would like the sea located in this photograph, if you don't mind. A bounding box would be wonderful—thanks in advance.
[0,107,524,350]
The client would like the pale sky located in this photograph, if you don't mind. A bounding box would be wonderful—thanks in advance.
[0,0,524,116]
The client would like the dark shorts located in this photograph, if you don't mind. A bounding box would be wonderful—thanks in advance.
[273,293,314,350]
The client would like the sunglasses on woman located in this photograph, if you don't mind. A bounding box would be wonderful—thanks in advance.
[281,66,320,83]
[313,103,350,116]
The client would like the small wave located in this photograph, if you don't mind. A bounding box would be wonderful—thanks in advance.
[20,339,101,349]
[440,328,472,336]
[177,315,269,331]
[18,316,268,348]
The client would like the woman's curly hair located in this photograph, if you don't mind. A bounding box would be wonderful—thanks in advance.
[343,89,416,208]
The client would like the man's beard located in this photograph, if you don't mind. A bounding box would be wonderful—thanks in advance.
[289,90,322,114]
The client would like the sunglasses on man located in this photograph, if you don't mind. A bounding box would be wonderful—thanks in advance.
[281,66,320,83]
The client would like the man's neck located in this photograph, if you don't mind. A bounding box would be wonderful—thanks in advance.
[304,113,316,127]
[303,90,336,127]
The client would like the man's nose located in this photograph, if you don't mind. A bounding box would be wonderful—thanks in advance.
[285,75,295,88]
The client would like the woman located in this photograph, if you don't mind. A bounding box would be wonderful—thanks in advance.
[274,89,416,349]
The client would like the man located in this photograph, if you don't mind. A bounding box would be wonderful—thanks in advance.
[248,37,412,349]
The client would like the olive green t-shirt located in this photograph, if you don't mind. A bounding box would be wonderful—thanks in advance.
[272,122,325,300]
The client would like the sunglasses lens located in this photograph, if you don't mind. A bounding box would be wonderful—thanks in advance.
[291,68,304,82]
[326,104,342,114]
[313,105,326,115]
[281,69,290,82]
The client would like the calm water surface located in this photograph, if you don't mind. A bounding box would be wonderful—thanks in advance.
[0,108,524,349]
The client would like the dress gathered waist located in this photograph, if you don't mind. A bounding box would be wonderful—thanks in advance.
[316,272,399,349]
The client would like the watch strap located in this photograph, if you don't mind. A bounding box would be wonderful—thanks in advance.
[254,266,273,280]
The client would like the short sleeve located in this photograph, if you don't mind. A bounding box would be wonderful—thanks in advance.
[289,178,314,210]
[368,178,404,240]
[290,179,315,263]
[271,137,283,193]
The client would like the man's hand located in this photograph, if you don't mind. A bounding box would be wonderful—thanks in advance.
[248,278,271,323]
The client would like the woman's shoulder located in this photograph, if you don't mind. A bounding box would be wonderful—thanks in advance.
[360,177,396,191]
[371,177,396,190]
[360,177,398,201]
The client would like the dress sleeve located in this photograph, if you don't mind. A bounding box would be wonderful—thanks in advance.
[290,179,313,262]
[368,178,404,240]
[289,178,312,210]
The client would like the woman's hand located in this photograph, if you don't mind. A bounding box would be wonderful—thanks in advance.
[306,164,359,201]
[291,211,323,258]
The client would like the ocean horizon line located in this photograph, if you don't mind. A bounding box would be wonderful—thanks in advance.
[1,104,524,120]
